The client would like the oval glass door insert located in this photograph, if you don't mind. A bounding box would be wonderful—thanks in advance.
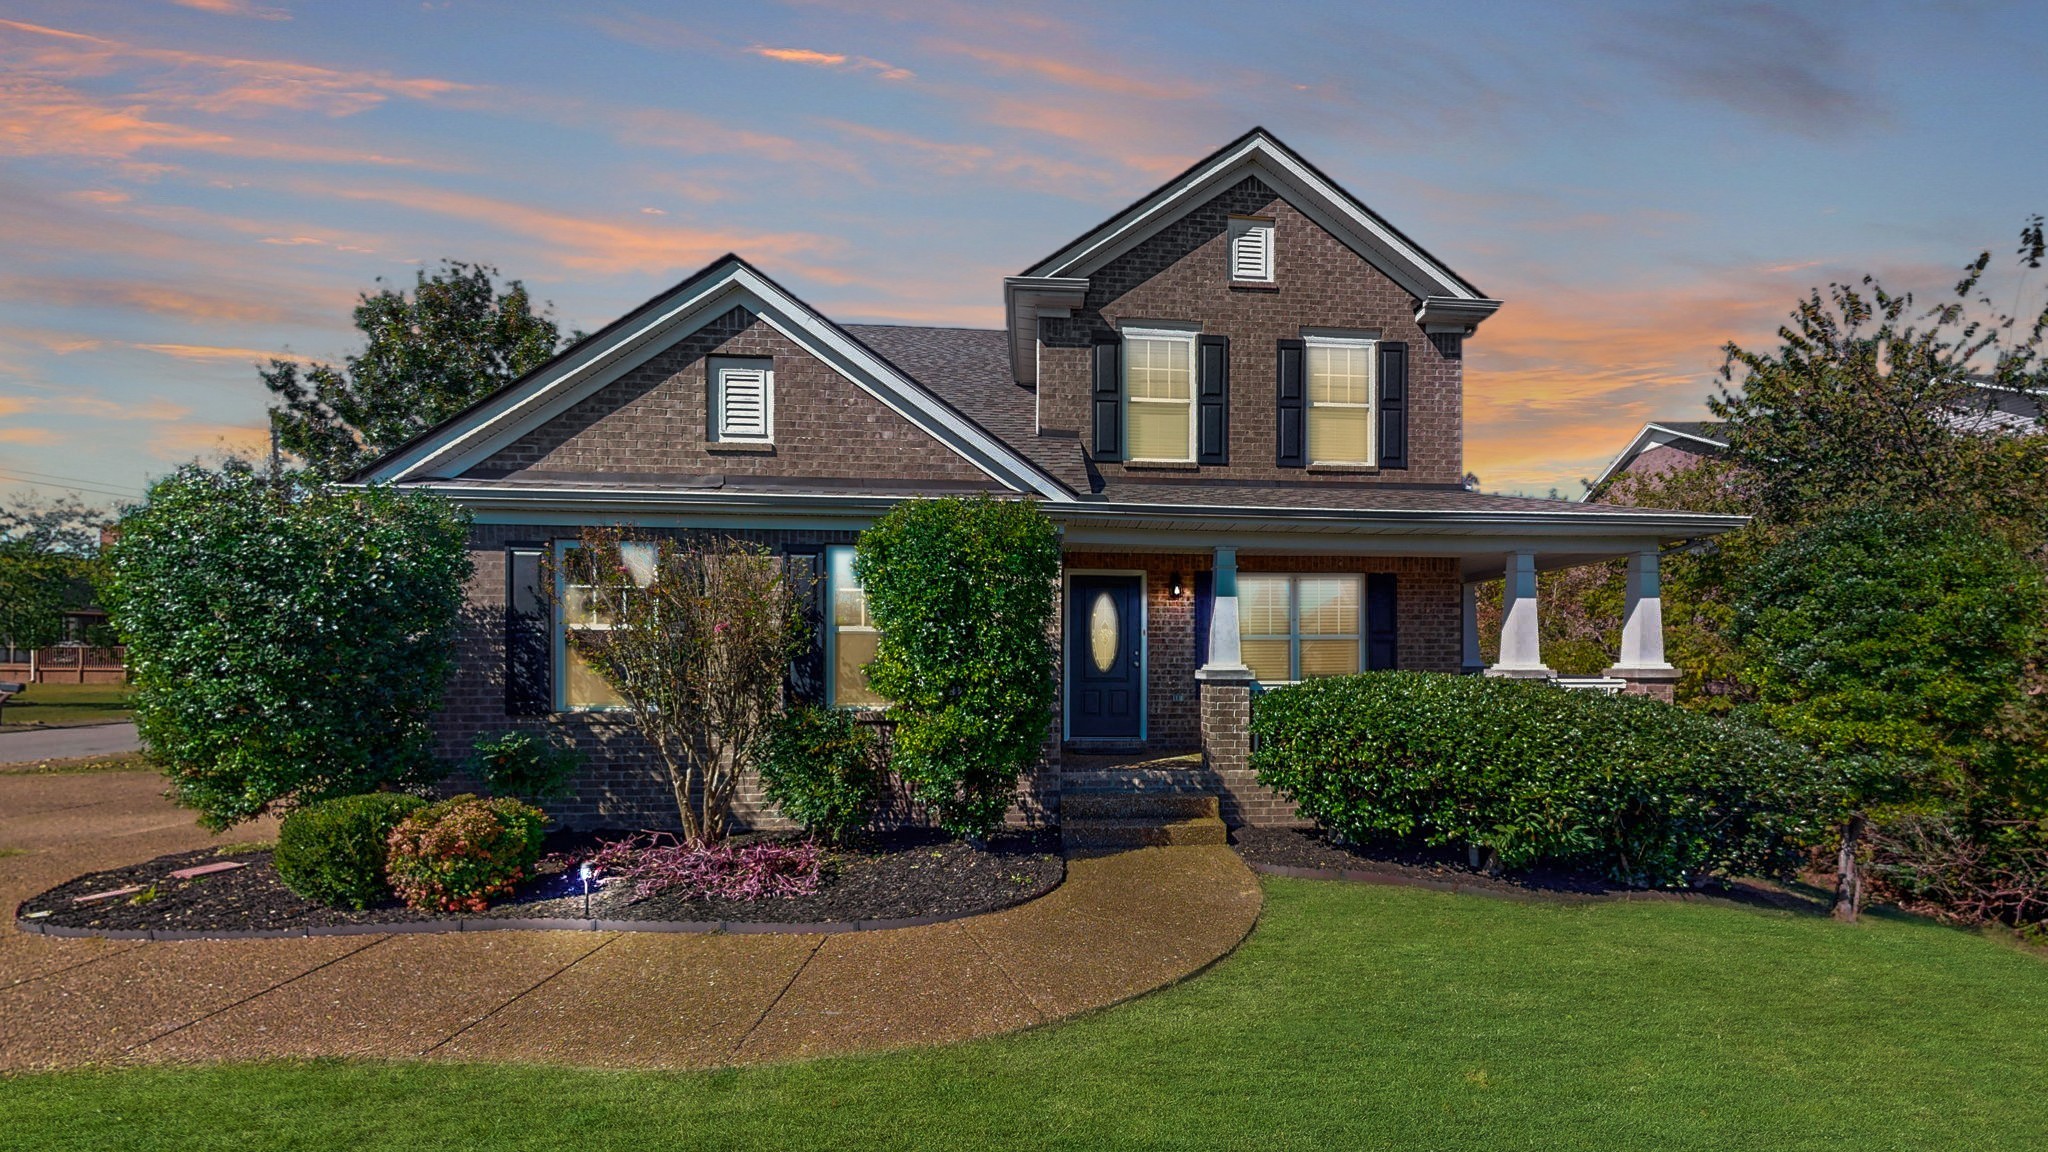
[1088,591,1119,673]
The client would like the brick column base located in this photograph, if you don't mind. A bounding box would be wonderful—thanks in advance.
[1606,666,1680,704]
[1198,671,1300,827]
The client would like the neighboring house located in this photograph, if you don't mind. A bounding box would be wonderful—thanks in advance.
[1591,380,2048,496]
[355,128,1743,829]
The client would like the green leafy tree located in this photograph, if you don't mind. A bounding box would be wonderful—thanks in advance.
[262,260,572,478]
[1734,506,2048,917]
[855,496,1059,838]
[0,492,111,670]
[552,528,803,843]
[100,464,472,829]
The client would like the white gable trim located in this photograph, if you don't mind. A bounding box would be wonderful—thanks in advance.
[1023,131,1486,305]
[360,261,1072,500]
[1585,422,1729,497]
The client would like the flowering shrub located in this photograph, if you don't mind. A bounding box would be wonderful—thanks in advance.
[385,794,547,912]
[587,832,822,902]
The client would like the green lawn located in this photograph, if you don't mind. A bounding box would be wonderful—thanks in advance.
[4,876,2044,1151]
[0,681,132,729]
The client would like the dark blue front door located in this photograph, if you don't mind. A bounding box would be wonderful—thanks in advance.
[1068,575,1142,739]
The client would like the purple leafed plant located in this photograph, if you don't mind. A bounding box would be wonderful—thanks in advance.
[585,832,823,901]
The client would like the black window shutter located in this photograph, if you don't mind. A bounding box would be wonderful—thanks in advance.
[1378,341,1408,470]
[1092,336,1122,461]
[1366,573,1398,670]
[1197,334,1229,465]
[505,544,552,715]
[1275,338,1305,468]
[785,548,826,705]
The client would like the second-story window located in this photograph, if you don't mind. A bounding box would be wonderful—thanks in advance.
[1123,328,1195,462]
[1306,336,1374,466]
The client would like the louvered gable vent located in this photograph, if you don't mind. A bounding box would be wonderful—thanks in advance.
[1228,216,1274,283]
[714,361,772,441]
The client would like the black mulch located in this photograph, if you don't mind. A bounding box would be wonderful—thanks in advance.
[1229,826,1824,912]
[16,828,1064,934]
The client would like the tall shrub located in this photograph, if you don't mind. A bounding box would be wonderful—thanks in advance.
[1251,672,1838,887]
[553,529,802,843]
[100,464,471,829]
[855,496,1058,837]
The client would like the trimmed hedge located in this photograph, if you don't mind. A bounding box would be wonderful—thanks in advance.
[1250,672,1838,888]
[385,794,548,913]
[758,705,884,845]
[273,792,428,909]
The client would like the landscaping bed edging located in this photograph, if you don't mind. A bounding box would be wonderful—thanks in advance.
[14,904,1008,942]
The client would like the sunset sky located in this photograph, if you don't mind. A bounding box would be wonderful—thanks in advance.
[2,1,2044,506]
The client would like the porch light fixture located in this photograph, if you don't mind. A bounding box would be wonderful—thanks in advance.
[1170,573,1185,599]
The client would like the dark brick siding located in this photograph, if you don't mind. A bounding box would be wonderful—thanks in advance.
[469,307,998,487]
[1035,175,1465,488]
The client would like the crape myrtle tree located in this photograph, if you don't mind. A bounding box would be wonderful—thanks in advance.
[100,464,472,829]
[552,528,803,843]
[854,496,1060,838]
[262,260,573,479]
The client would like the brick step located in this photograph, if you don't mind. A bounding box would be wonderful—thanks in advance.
[1062,815,1228,851]
[1061,767,1213,794]
[1061,791,1219,821]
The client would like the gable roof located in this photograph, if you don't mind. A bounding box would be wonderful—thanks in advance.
[1018,127,1495,305]
[355,256,1073,501]
[1585,421,1728,496]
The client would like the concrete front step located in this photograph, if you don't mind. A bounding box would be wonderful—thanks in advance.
[1061,791,1219,821]
[1063,815,1229,850]
[1061,768,1214,795]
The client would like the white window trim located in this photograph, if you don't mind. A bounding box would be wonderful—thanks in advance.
[1228,215,1276,283]
[1240,573,1365,684]
[1121,326,1198,464]
[1303,334,1377,467]
[710,357,774,443]
[824,545,884,711]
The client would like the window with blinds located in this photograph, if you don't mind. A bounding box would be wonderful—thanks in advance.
[1306,338,1374,465]
[1228,216,1275,282]
[1122,330,1194,461]
[1238,573,1363,683]
[711,359,773,442]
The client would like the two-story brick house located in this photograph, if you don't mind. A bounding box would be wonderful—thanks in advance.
[356,129,1743,829]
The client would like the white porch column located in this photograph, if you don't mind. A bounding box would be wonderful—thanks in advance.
[1486,551,1553,678]
[1460,583,1484,674]
[1606,548,1679,697]
[1197,547,1250,677]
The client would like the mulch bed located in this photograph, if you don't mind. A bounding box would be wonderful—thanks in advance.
[1229,826,1823,912]
[16,828,1064,935]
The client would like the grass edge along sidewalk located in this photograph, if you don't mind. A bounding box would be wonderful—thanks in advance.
[2,875,2044,1152]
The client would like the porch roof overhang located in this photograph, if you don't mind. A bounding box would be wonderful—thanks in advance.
[404,480,1745,583]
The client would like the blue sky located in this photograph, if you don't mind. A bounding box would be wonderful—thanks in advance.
[1,0,2044,506]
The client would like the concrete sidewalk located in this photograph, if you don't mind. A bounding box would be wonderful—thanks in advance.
[0,767,1263,1071]
[0,722,140,765]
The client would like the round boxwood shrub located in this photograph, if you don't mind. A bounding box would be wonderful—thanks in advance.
[273,792,428,909]
[758,704,884,845]
[385,794,548,913]
[1250,671,1840,888]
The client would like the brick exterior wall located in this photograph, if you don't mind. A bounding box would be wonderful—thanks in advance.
[1616,442,1716,486]
[1034,175,1464,488]
[1198,676,1303,827]
[468,306,998,488]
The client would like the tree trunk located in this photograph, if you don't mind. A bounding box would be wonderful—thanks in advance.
[1832,813,1866,923]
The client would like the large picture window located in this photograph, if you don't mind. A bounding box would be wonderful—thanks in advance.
[1306,337,1374,466]
[555,540,658,711]
[1238,574,1362,683]
[827,546,884,708]
[1123,329,1195,462]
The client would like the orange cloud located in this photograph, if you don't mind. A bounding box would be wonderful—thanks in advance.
[751,45,914,81]
[149,420,270,462]
[0,75,424,165]
[0,273,324,326]
[320,183,839,278]
[170,0,291,18]
[925,41,1200,101]
[0,426,62,445]
[133,342,281,363]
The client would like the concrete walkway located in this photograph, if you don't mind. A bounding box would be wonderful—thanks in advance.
[0,767,1263,1071]
[0,722,140,764]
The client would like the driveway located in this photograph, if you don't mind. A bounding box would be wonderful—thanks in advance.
[0,766,1263,1070]
[0,722,140,764]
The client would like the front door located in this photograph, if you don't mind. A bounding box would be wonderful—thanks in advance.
[1068,575,1143,740]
